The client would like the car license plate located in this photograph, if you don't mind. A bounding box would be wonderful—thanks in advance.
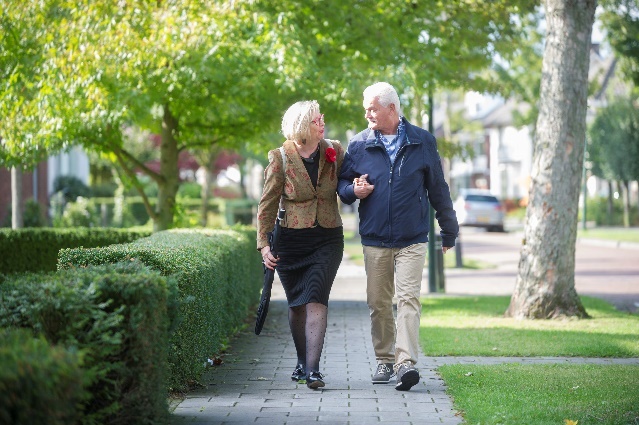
[477,216,490,223]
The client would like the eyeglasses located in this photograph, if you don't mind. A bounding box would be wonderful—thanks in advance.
[311,114,325,126]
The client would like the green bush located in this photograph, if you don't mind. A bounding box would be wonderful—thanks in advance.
[1,199,48,228]
[90,183,117,198]
[0,328,86,425]
[0,228,152,274]
[91,197,223,228]
[0,262,177,425]
[23,199,48,227]
[52,175,91,202]
[583,196,639,226]
[178,182,202,199]
[58,227,262,391]
[54,197,100,228]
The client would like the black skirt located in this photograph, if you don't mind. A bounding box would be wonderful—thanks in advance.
[276,226,344,307]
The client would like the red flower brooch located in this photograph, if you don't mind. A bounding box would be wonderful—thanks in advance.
[325,147,337,163]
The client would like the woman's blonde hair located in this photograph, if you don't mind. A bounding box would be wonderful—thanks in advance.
[281,100,320,143]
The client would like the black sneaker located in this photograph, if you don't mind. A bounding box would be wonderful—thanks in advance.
[372,362,394,384]
[291,364,305,381]
[306,371,325,389]
[395,363,420,391]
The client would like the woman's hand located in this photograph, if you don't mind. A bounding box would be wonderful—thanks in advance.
[261,246,279,270]
[353,173,375,199]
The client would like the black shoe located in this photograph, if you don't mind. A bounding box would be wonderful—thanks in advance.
[291,363,305,381]
[395,363,420,391]
[306,371,325,389]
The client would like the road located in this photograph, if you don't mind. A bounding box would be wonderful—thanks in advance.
[444,227,639,313]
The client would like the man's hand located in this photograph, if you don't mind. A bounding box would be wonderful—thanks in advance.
[442,246,452,254]
[353,173,374,199]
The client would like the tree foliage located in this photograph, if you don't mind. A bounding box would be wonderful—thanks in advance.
[2,0,539,229]
[588,96,639,181]
[0,1,76,167]
[599,0,639,85]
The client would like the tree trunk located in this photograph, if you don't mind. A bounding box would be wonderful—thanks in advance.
[11,166,24,229]
[238,157,248,199]
[607,180,613,225]
[506,0,596,319]
[200,165,212,227]
[622,180,630,228]
[155,105,180,231]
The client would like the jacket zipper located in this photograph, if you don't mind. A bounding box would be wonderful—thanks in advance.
[388,142,411,245]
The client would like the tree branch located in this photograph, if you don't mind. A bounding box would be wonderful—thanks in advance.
[112,144,165,184]
[112,151,158,222]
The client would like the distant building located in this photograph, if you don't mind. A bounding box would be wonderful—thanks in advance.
[0,147,89,225]
[445,43,629,204]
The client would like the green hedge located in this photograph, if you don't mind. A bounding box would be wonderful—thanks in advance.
[583,197,639,226]
[57,227,262,391]
[0,262,177,425]
[0,228,152,274]
[91,197,223,227]
[0,328,86,425]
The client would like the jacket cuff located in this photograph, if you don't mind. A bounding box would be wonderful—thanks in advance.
[441,236,456,248]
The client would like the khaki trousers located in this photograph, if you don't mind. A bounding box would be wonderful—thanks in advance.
[363,243,427,369]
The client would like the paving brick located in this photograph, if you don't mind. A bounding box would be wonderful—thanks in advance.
[170,257,637,425]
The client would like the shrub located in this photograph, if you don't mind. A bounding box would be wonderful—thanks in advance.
[583,196,639,226]
[58,227,261,391]
[0,262,177,424]
[23,199,48,227]
[90,183,117,198]
[1,199,47,228]
[0,228,152,274]
[52,175,91,202]
[0,328,86,425]
[54,197,100,228]
[178,182,202,199]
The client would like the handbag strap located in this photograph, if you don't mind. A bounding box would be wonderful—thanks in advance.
[279,146,286,210]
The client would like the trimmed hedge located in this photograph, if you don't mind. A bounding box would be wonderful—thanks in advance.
[58,227,262,391]
[0,261,177,425]
[0,328,86,425]
[583,196,639,226]
[0,228,152,274]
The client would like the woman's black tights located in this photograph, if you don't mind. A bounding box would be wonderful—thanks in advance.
[288,302,327,374]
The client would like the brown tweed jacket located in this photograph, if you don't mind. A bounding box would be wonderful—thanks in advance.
[256,138,345,250]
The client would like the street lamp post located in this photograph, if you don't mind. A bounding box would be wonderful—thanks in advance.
[428,90,437,293]
[581,137,588,230]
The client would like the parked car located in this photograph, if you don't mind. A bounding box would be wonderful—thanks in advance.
[453,189,505,232]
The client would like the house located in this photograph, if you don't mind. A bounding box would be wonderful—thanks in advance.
[0,147,90,226]
[446,43,632,205]
[446,94,533,202]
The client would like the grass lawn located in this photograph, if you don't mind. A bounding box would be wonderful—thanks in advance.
[420,296,639,357]
[439,363,639,425]
[577,227,639,243]
[421,296,639,425]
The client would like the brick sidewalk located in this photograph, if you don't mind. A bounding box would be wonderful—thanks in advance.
[171,297,463,425]
[171,250,639,425]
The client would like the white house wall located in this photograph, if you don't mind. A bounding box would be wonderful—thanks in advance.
[47,146,90,195]
[488,125,532,200]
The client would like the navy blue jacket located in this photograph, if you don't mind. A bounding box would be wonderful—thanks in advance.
[337,118,459,248]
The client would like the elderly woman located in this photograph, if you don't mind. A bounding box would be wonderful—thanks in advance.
[257,100,345,389]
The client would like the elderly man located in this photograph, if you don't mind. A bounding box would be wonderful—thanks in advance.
[337,82,459,391]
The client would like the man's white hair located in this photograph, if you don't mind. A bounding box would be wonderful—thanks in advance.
[281,100,320,142]
[363,82,401,114]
